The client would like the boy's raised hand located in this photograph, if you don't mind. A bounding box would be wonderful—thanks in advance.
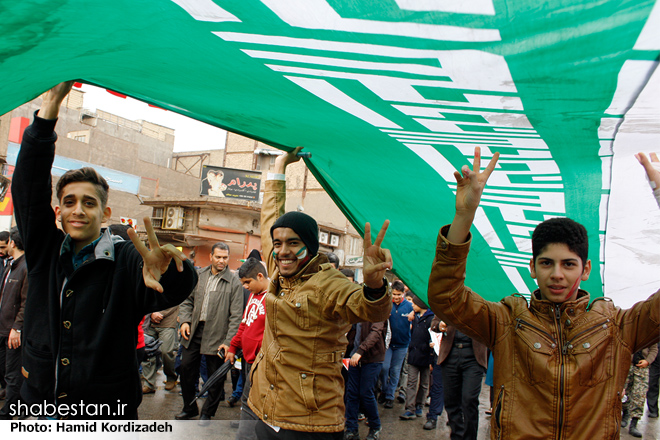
[447,147,500,243]
[128,217,189,293]
[363,220,393,289]
[454,147,500,215]
[636,152,660,190]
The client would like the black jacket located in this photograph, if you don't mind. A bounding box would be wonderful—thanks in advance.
[12,113,198,419]
[407,309,435,367]
[0,254,28,336]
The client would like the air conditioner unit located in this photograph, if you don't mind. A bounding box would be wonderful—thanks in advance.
[162,206,185,230]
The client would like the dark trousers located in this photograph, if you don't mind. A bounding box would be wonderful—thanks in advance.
[441,346,484,440]
[427,363,444,421]
[647,353,660,415]
[237,362,258,440]
[255,420,342,439]
[0,337,23,418]
[345,362,382,432]
[180,323,226,416]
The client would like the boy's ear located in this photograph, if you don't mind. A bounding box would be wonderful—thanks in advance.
[581,260,592,281]
[529,258,537,279]
[54,205,62,222]
[102,206,112,223]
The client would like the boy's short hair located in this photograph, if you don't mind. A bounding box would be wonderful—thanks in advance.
[56,167,109,207]
[108,224,131,240]
[9,226,23,251]
[392,280,405,292]
[532,217,588,266]
[339,268,354,279]
[326,252,339,268]
[239,257,267,279]
[0,231,9,243]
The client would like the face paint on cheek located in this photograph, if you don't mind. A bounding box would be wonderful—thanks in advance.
[295,247,308,260]
[272,251,278,259]
[564,276,582,302]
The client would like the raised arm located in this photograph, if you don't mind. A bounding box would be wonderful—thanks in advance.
[447,147,500,243]
[636,152,660,208]
[260,147,302,276]
[37,81,75,120]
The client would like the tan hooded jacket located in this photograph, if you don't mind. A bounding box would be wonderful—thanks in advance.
[248,178,392,433]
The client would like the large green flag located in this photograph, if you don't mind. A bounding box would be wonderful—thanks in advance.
[1,0,658,303]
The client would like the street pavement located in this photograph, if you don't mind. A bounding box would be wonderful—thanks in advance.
[138,367,660,439]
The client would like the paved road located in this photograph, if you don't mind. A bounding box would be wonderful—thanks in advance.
[138,367,660,439]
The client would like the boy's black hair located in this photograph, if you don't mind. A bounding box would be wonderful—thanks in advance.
[108,224,131,240]
[56,167,110,207]
[392,280,405,292]
[326,252,339,268]
[9,226,23,251]
[238,257,268,279]
[532,217,588,267]
[339,268,354,279]
[0,231,9,243]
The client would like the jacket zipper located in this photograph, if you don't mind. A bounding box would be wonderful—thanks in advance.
[554,305,564,440]
[495,385,504,440]
[562,319,610,353]
[515,318,557,345]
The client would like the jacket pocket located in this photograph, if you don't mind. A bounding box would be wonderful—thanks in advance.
[299,372,319,412]
[568,320,612,387]
[293,295,309,330]
[22,340,55,394]
[514,319,556,385]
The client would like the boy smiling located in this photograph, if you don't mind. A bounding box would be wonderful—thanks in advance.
[428,147,660,439]
[12,82,198,419]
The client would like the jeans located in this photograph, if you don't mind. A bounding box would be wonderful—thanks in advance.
[345,362,382,432]
[442,346,484,440]
[379,345,408,400]
[427,363,444,421]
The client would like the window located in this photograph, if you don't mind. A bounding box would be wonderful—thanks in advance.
[151,207,164,228]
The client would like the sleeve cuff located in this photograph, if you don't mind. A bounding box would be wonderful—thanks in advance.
[30,110,59,138]
[364,278,389,301]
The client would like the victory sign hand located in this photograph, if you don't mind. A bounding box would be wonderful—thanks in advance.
[128,217,188,293]
[362,220,393,289]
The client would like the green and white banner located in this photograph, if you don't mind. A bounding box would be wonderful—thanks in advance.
[1,0,659,304]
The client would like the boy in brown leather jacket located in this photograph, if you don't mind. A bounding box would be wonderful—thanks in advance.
[428,147,660,439]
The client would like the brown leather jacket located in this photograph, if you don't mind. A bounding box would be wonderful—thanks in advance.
[247,179,392,433]
[428,225,660,440]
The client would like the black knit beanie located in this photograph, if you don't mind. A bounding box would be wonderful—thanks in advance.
[270,211,319,256]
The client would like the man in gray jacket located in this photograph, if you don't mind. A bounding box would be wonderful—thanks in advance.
[176,242,244,423]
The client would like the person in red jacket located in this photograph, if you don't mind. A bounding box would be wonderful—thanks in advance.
[227,257,269,440]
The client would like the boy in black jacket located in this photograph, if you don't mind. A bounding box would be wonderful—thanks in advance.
[400,294,434,420]
[12,82,198,419]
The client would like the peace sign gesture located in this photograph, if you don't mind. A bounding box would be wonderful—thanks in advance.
[448,147,500,243]
[363,220,393,289]
[127,217,189,293]
[454,147,500,215]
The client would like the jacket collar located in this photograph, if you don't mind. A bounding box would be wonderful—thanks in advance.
[60,228,115,262]
[273,253,329,292]
[200,264,233,283]
[530,289,590,319]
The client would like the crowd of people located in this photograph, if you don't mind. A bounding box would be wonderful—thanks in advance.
[0,81,659,440]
